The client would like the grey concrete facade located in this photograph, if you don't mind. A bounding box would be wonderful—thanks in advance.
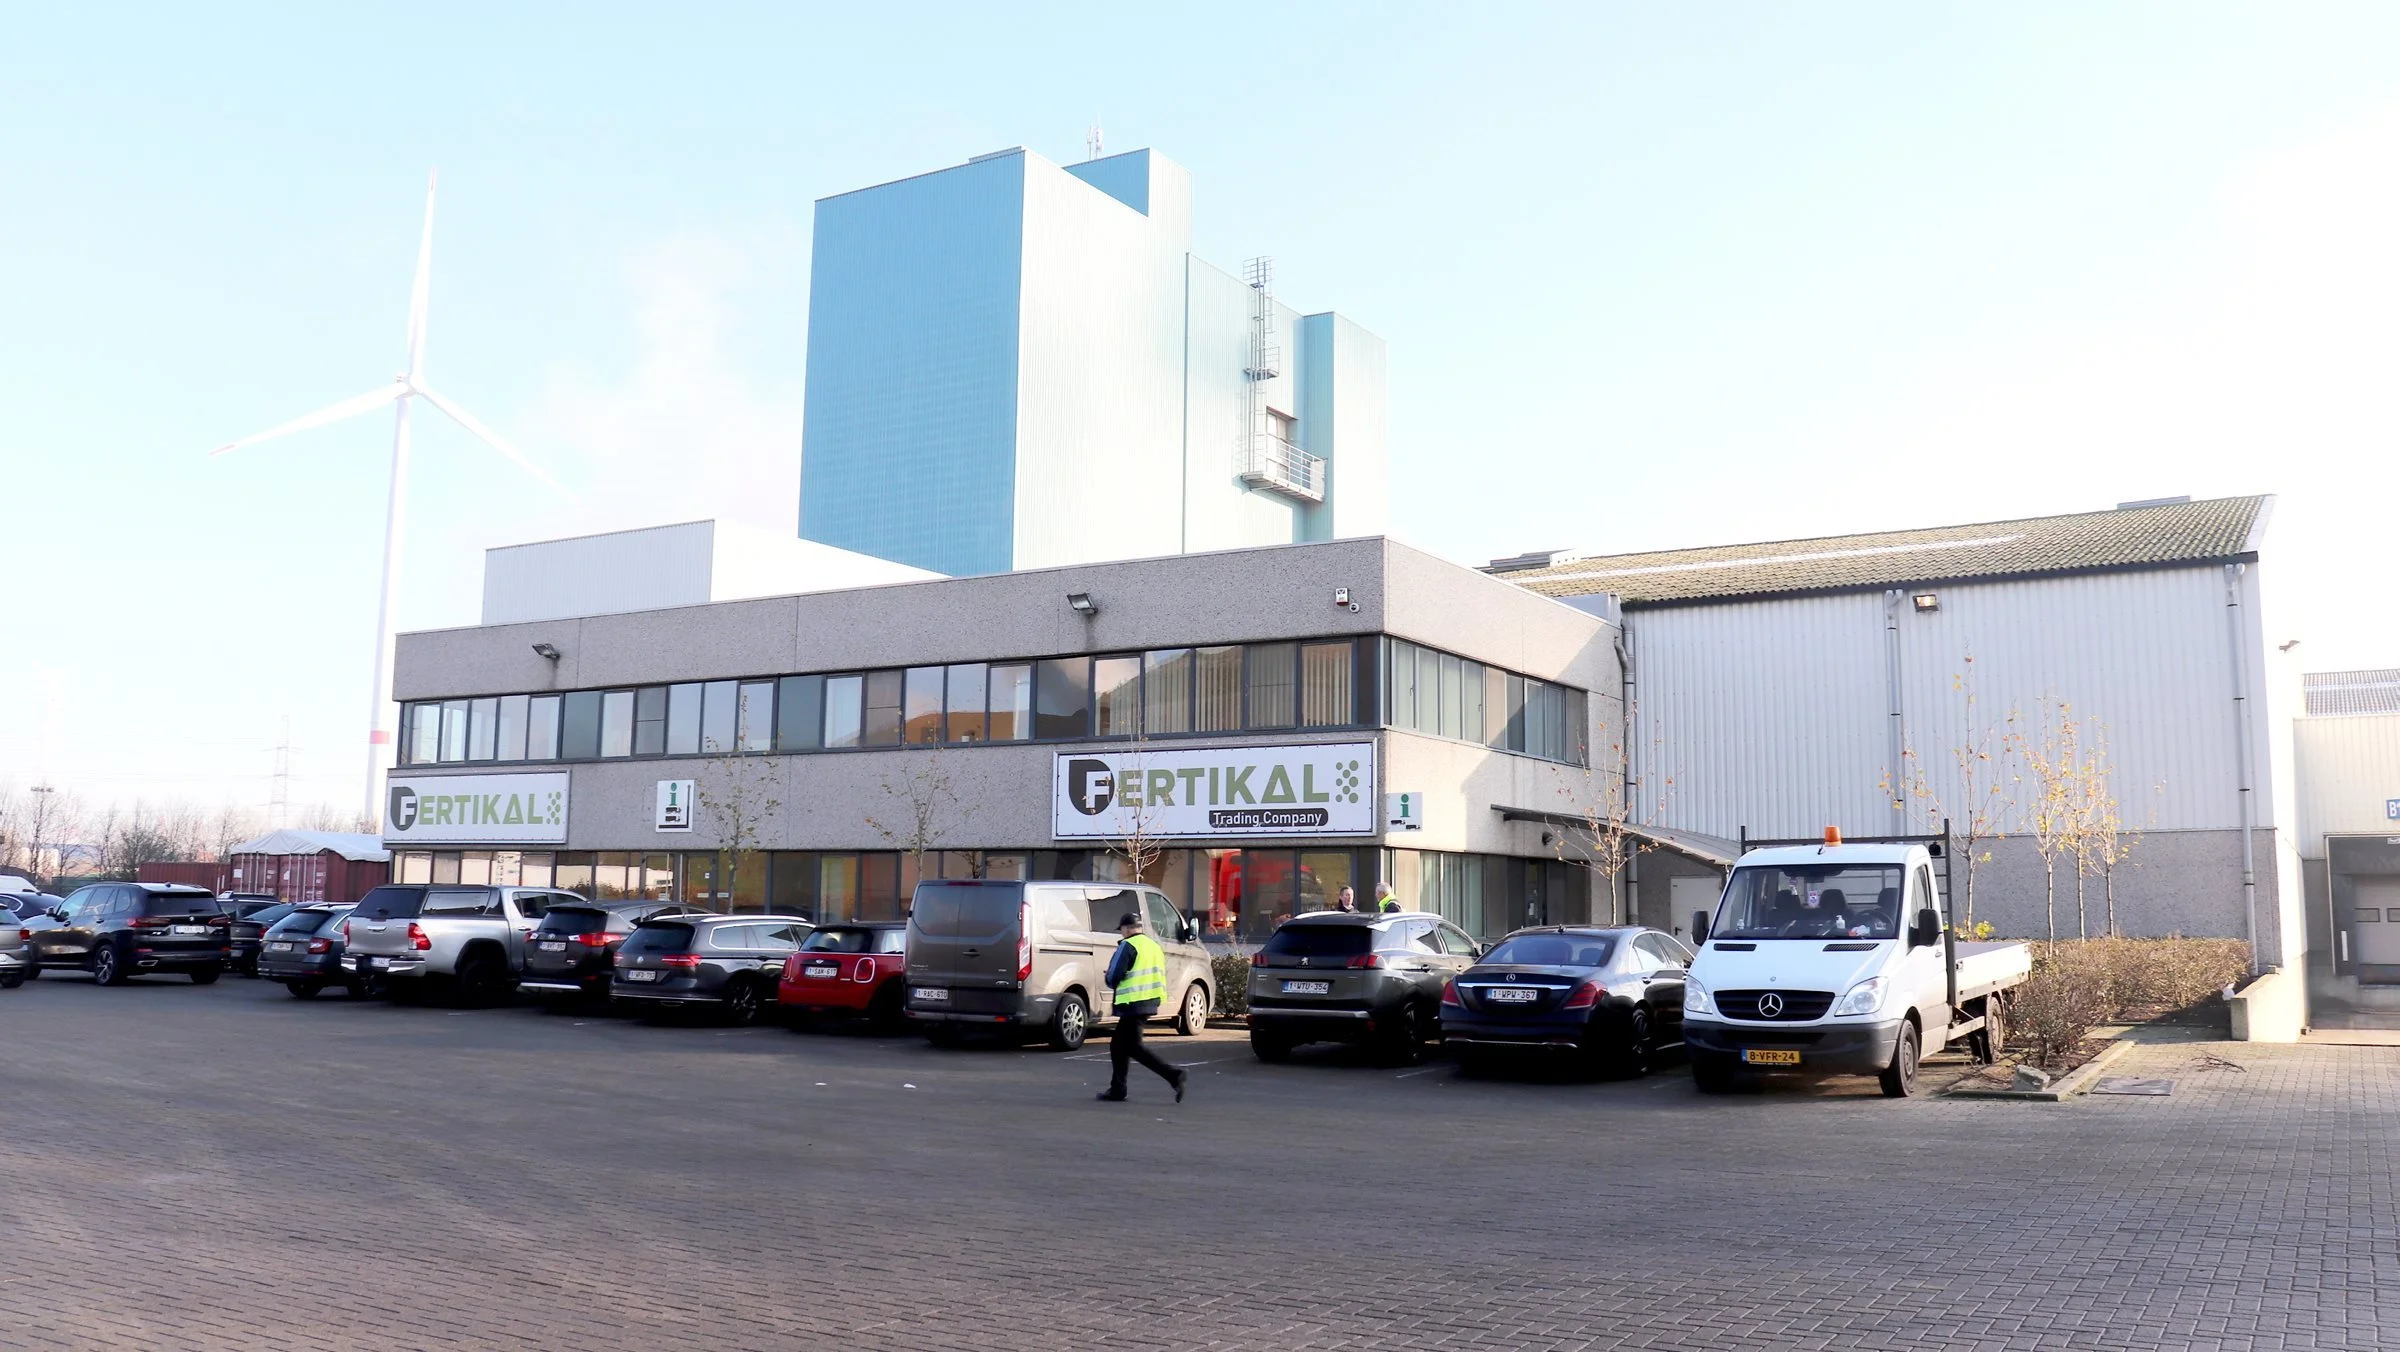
[391,537,1621,893]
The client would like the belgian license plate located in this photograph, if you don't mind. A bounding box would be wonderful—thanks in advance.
[912,986,949,1002]
[172,925,208,935]
[1281,980,1331,995]
[623,969,661,983]
[806,963,840,979]
[1487,987,1539,1004]
[538,941,567,951]
[1742,1049,1803,1066]
[267,941,296,953]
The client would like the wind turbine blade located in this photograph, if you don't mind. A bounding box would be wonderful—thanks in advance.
[412,384,572,496]
[406,169,436,383]
[210,383,404,456]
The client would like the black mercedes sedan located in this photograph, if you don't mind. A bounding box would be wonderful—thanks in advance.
[1437,925,1694,1077]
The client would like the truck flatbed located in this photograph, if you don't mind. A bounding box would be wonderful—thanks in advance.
[1955,940,2033,1003]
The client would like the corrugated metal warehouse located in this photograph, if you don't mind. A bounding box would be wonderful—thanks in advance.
[1494,495,2305,971]
[2292,670,2400,1011]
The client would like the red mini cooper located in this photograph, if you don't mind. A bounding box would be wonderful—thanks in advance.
[779,922,908,1029]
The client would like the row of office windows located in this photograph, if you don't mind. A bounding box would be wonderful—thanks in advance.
[1382,637,1586,765]
[399,635,1588,770]
[391,844,1593,943]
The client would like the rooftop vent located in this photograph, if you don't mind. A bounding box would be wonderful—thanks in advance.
[1486,549,1573,574]
[2115,495,2191,510]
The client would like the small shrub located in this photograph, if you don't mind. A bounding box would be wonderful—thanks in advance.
[2013,946,2114,1068]
[1211,951,1254,1016]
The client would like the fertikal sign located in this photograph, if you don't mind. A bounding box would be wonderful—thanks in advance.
[1053,743,1375,839]
[385,772,569,845]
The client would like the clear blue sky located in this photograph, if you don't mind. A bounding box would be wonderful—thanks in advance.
[5,3,2397,815]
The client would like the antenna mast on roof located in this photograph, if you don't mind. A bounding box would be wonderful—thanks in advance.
[1086,122,1103,160]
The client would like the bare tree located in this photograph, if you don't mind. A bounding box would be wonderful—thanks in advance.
[1103,734,1169,893]
[1549,715,1670,928]
[1880,654,2018,935]
[691,752,783,911]
[2015,698,2082,949]
[866,745,978,892]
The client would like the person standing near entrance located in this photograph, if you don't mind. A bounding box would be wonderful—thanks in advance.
[1374,882,1402,913]
[1333,886,1359,913]
[1097,913,1187,1103]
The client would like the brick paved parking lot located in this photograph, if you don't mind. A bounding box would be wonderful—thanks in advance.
[2,975,2395,1351]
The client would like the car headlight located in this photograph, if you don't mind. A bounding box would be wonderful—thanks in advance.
[1831,976,1887,1017]
[1683,979,1713,1016]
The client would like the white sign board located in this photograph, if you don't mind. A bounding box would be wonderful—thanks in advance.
[1386,791,1423,831]
[656,779,695,832]
[1052,743,1375,839]
[385,772,569,845]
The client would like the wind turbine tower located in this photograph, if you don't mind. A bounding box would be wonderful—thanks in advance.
[212,172,563,831]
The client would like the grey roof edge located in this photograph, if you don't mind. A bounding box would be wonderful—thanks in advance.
[2242,493,2278,555]
[1613,553,2261,612]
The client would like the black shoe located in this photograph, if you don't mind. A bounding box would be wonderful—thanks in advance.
[1096,1089,1128,1102]
[1172,1072,1188,1103]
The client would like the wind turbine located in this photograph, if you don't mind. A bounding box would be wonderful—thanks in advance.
[212,170,565,831]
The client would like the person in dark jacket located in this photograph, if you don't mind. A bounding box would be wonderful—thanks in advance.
[1097,913,1187,1103]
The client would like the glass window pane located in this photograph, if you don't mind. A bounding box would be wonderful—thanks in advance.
[1415,646,1441,735]
[1485,667,1509,749]
[738,680,775,753]
[859,854,901,923]
[1302,641,1354,728]
[1506,674,1527,752]
[1385,639,1415,731]
[439,700,469,762]
[396,851,431,884]
[496,694,529,761]
[407,703,441,765]
[600,690,635,757]
[863,670,903,746]
[770,852,820,922]
[819,854,859,924]
[1194,646,1242,732]
[468,697,499,761]
[778,675,824,752]
[701,680,739,753]
[1460,662,1485,745]
[1440,654,1464,738]
[560,691,602,760]
[903,667,944,745]
[527,695,561,760]
[1143,649,1192,735]
[946,664,987,743]
[1247,643,1295,729]
[987,664,1032,741]
[1094,656,1142,737]
[1034,658,1090,739]
[634,686,667,756]
[823,675,864,748]
[553,852,596,899]
[430,852,461,885]
[516,851,554,888]
[666,682,703,755]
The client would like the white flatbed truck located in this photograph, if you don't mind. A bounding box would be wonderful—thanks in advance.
[1683,828,2032,1097]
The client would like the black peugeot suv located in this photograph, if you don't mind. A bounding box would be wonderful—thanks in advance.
[29,883,231,985]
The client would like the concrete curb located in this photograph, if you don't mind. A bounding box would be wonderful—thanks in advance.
[1943,1036,2136,1102]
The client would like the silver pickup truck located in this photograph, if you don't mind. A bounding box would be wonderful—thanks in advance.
[342,883,579,1005]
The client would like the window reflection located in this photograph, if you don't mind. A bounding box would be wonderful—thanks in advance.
[1094,656,1141,737]
[987,663,1031,741]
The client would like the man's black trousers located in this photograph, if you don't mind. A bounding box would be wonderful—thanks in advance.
[1109,1000,1176,1091]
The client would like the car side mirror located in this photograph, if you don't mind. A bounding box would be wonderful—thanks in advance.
[1690,910,1711,944]
[1181,920,1199,943]
[1910,909,1940,949]
[50,908,68,922]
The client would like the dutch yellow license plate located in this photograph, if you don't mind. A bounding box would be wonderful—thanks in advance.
[1741,1049,1802,1066]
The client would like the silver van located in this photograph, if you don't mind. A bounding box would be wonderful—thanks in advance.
[904,880,1215,1050]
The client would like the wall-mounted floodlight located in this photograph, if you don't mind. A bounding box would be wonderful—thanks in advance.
[1066,592,1098,617]
[1910,593,1940,614]
[531,642,562,661]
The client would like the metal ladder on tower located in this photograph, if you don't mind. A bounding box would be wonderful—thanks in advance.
[1235,256,1324,502]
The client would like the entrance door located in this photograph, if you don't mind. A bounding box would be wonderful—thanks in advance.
[1671,874,1723,943]
[2353,878,2400,973]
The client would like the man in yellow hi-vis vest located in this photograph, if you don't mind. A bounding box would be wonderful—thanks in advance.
[1097,912,1188,1103]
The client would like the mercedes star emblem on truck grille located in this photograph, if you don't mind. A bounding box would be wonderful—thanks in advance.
[1756,992,1785,1018]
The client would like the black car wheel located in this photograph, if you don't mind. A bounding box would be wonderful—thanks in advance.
[91,943,125,987]
[1598,1006,1655,1079]
[1249,1029,1293,1062]
[1878,1020,1922,1098]
[1691,1052,1743,1094]
[867,983,907,1032]
[721,978,764,1028]
[1376,1002,1427,1067]
[0,969,23,990]
[1047,991,1090,1051]
[285,980,322,1000]
[190,965,221,985]
[453,953,509,1008]
[1969,996,2006,1065]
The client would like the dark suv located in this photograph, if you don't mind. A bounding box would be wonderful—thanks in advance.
[1246,911,1482,1064]
[522,900,709,1005]
[29,883,231,985]
[256,904,359,998]
[612,913,814,1026]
